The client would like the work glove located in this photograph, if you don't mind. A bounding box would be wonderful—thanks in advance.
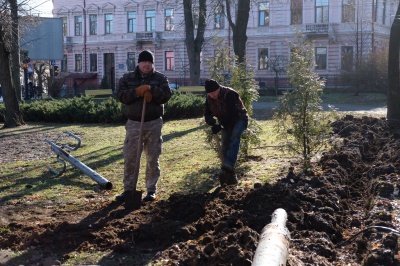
[135,85,150,97]
[211,124,222,134]
[144,91,152,102]
[206,117,217,126]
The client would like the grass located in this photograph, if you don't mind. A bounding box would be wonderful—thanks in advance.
[0,91,386,207]
[0,118,289,209]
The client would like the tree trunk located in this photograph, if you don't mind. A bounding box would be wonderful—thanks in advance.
[10,0,22,102]
[225,0,250,63]
[387,3,400,121]
[183,0,206,85]
[0,0,24,128]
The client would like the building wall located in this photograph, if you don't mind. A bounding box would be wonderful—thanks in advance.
[53,0,398,88]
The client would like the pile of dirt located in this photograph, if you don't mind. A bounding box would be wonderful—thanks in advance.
[2,115,400,265]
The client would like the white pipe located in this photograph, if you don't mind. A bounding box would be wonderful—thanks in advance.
[252,208,290,266]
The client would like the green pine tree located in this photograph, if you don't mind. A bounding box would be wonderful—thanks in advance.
[273,33,338,171]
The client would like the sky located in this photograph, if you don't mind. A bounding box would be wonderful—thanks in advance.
[24,0,53,17]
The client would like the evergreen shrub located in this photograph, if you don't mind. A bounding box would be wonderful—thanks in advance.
[0,93,204,123]
[164,92,205,120]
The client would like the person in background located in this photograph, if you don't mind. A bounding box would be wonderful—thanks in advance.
[73,80,78,96]
[115,50,172,203]
[32,85,37,99]
[28,82,33,99]
[204,79,249,185]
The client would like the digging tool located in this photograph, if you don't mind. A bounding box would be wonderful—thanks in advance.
[125,100,146,210]
[213,133,238,186]
[213,134,224,163]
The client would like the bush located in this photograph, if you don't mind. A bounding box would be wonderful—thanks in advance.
[164,92,205,120]
[273,34,337,171]
[0,93,205,124]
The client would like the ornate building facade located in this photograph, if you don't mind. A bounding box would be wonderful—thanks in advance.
[52,0,399,91]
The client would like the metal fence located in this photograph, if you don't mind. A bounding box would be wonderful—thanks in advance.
[169,75,352,90]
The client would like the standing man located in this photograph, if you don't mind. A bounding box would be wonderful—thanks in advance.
[73,80,78,96]
[116,50,172,203]
[204,79,248,185]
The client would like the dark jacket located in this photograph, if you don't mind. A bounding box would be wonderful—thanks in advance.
[204,86,248,129]
[117,66,172,121]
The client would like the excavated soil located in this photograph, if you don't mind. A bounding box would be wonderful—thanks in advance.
[2,114,400,265]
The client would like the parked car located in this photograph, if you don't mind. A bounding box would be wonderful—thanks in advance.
[170,83,179,91]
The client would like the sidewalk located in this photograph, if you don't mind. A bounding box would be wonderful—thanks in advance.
[252,101,387,115]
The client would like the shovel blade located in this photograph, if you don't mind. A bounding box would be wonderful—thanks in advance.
[125,190,143,210]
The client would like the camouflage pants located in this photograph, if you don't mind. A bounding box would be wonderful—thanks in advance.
[123,118,163,193]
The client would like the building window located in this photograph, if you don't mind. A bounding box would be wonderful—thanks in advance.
[145,10,156,31]
[105,14,113,34]
[128,11,137,33]
[259,2,270,26]
[291,0,302,25]
[341,46,353,71]
[90,54,97,72]
[74,16,82,36]
[89,14,97,35]
[61,54,67,72]
[62,17,67,36]
[165,51,174,71]
[258,48,269,70]
[315,0,329,23]
[315,47,327,70]
[165,9,174,31]
[75,54,82,72]
[215,4,224,29]
[193,8,199,29]
[127,52,135,71]
[342,0,355,22]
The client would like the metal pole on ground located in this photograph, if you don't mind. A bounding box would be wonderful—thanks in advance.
[252,208,290,266]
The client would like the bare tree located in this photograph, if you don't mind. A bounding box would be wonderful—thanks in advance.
[387,3,400,121]
[33,60,49,92]
[225,0,250,63]
[269,54,289,95]
[10,0,22,102]
[0,0,24,128]
[340,0,384,95]
[183,0,207,85]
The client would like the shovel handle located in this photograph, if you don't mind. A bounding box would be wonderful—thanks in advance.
[213,134,224,163]
[132,100,146,191]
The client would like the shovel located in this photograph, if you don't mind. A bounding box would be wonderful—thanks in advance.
[213,134,228,186]
[125,100,146,210]
[213,133,238,186]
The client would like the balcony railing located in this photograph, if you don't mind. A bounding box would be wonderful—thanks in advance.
[135,31,162,41]
[135,32,162,48]
[305,23,331,34]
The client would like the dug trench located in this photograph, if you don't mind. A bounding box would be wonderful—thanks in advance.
[1,114,400,265]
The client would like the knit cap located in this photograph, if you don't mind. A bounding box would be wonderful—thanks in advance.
[205,79,220,93]
[138,50,154,63]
